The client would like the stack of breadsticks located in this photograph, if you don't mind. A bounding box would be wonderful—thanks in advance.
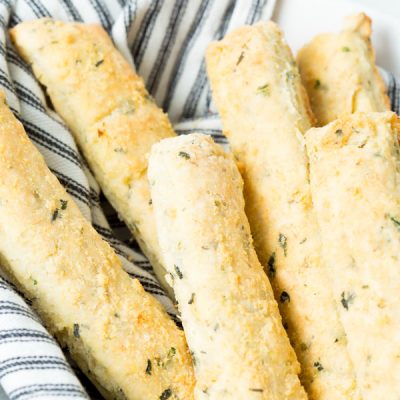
[2,11,398,399]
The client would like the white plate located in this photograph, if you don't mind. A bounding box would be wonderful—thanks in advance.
[273,0,400,76]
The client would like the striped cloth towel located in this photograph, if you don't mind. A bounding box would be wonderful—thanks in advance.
[0,1,399,399]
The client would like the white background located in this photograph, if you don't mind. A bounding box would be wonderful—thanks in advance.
[274,0,400,75]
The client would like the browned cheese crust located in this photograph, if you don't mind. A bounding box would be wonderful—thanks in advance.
[0,91,194,399]
[10,18,176,295]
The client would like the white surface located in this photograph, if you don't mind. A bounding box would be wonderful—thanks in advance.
[273,0,400,75]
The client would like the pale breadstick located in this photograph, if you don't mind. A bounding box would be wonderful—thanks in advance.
[297,13,390,126]
[0,92,194,400]
[10,19,175,296]
[306,112,400,399]
[148,133,306,400]
[206,22,359,398]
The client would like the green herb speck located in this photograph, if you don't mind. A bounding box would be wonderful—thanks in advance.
[236,51,245,66]
[73,323,80,338]
[267,252,276,277]
[167,347,176,359]
[390,216,400,230]
[178,151,190,159]
[190,351,197,366]
[314,79,321,89]
[95,59,104,67]
[314,361,324,371]
[300,342,308,352]
[188,293,195,304]
[335,129,343,136]
[60,199,68,210]
[257,83,270,96]
[174,265,183,279]
[286,71,296,82]
[342,46,351,52]
[160,388,172,400]
[280,291,290,303]
[341,291,355,310]
[145,359,152,375]
[51,209,59,222]
[278,233,287,256]
[249,388,264,393]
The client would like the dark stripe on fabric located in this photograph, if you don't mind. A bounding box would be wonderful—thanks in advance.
[6,48,33,75]
[60,0,83,22]
[131,0,163,69]
[9,384,88,400]
[162,0,212,112]
[0,301,39,321]
[0,0,12,9]
[0,70,15,92]
[389,72,400,115]
[9,13,22,28]
[0,279,25,299]
[88,0,113,32]
[24,0,51,18]
[22,119,83,167]
[124,0,135,36]
[175,127,224,137]
[14,83,70,130]
[147,0,188,94]
[181,60,207,118]
[0,329,56,344]
[203,0,235,114]
[51,169,97,207]
[0,356,71,378]
[245,0,260,24]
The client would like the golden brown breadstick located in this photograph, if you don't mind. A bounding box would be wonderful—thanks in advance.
[306,112,400,398]
[297,13,390,126]
[0,92,194,400]
[10,19,175,295]
[148,133,306,400]
[207,21,359,399]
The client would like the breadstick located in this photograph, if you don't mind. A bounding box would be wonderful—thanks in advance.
[148,133,306,400]
[306,111,400,399]
[297,13,390,126]
[10,19,175,295]
[0,92,194,400]
[206,22,359,398]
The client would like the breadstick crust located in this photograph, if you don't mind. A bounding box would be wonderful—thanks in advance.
[297,13,390,126]
[206,22,359,399]
[9,18,175,295]
[148,133,306,400]
[306,112,400,399]
[0,92,194,400]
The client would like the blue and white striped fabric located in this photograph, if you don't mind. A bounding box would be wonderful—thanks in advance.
[0,0,277,398]
[0,1,399,399]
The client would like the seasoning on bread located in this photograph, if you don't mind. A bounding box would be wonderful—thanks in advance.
[206,22,359,398]
[0,91,194,400]
[306,111,400,398]
[10,18,176,296]
[148,133,306,399]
